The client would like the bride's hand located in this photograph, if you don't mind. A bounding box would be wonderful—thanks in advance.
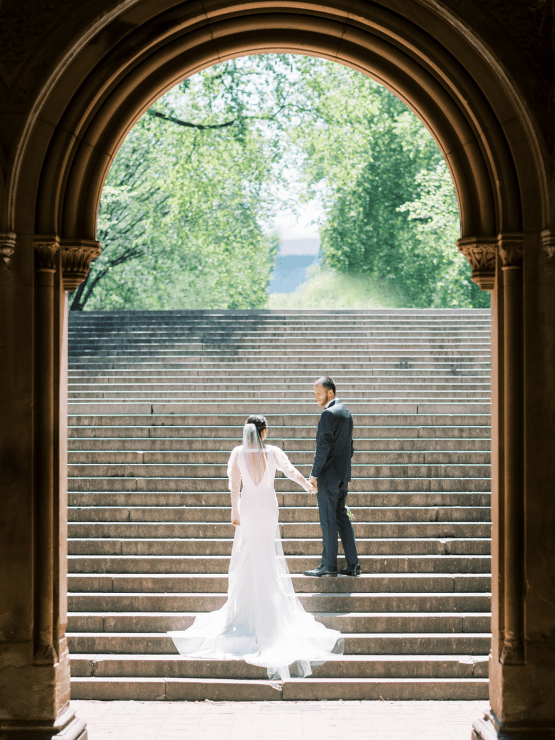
[232,517,240,526]
[305,480,317,494]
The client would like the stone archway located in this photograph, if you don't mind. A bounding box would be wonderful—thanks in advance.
[1,2,554,739]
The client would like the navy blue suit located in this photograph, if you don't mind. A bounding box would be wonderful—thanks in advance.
[311,399,359,569]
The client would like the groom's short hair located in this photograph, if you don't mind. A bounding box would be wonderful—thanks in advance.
[316,376,336,395]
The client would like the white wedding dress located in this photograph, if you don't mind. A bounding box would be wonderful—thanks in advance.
[168,438,343,680]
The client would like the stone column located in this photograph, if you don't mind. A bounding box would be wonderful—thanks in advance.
[33,238,60,666]
[0,235,88,740]
[471,230,555,738]
[497,234,525,667]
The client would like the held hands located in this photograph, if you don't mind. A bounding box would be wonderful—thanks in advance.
[307,475,318,493]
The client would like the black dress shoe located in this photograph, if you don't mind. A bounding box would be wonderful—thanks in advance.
[339,563,361,576]
[303,565,337,577]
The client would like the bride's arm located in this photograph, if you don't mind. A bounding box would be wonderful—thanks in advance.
[273,446,316,493]
[227,447,241,525]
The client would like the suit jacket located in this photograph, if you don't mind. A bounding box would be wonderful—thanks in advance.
[311,399,354,482]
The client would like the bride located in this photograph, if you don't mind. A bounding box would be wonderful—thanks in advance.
[168,414,344,680]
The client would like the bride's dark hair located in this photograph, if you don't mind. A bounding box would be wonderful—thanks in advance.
[245,415,267,440]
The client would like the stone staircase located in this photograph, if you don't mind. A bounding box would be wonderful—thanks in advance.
[66,309,492,701]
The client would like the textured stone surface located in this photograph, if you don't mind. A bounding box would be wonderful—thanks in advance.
[65,310,491,702]
[73,698,491,738]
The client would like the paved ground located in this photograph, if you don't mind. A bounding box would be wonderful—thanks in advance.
[73,699,488,739]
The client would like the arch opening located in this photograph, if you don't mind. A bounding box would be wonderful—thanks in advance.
[20,1,546,248]
[80,52,492,312]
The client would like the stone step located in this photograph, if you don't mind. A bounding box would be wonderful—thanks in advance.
[68,592,491,612]
[67,491,491,506]
[67,611,491,634]
[69,346,491,356]
[68,522,491,541]
[67,412,491,427]
[68,348,491,357]
[68,426,491,441]
[69,572,491,595]
[69,333,491,342]
[68,379,491,388]
[69,322,491,329]
[68,368,491,378]
[69,312,489,321]
[69,675,489,701]
[69,424,490,438]
[67,505,491,523]
[67,437,491,451]
[70,323,491,331]
[67,632,491,655]
[68,348,491,359]
[70,331,491,339]
[68,477,491,492]
[68,536,490,556]
[70,320,491,328]
[67,460,491,478]
[67,402,491,415]
[68,450,490,464]
[68,391,490,401]
[69,653,489,679]
[66,553,491,575]
[67,362,492,373]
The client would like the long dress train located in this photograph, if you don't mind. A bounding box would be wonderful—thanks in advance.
[168,443,343,680]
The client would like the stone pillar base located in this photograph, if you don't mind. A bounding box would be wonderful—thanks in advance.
[472,711,555,739]
[0,708,87,740]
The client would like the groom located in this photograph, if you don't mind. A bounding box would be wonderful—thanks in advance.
[304,377,361,577]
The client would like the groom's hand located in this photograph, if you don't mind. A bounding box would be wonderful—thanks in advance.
[309,475,318,492]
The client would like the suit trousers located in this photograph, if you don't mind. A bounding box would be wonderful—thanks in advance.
[316,476,359,569]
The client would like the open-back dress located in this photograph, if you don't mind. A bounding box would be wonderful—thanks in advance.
[168,443,343,680]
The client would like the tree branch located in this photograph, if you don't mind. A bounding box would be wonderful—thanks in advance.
[147,109,237,130]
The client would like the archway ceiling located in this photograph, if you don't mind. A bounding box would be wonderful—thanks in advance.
[12,0,547,239]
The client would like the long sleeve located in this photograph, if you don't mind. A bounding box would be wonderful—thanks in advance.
[273,446,313,492]
[311,410,334,478]
[227,447,241,521]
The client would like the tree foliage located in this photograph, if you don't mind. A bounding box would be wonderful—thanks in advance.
[285,59,489,308]
[72,65,285,310]
[74,55,487,311]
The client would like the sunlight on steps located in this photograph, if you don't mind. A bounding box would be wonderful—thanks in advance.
[66,309,491,701]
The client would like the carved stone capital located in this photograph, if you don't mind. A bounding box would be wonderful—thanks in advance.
[0,232,16,265]
[60,239,102,291]
[541,230,555,262]
[33,235,60,272]
[498,233,524,269]
[457,237,497,291]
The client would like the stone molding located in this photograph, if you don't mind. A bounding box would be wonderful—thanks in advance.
[457,237,498,291]
[0,706,87,740]
[0,232,16,265]
[33,235,60,272]
[498,233,524,269]
[60,239,102,291]
[541,229,555,262]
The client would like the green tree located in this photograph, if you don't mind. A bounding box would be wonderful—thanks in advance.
[286,58,487,308]
[74,63,286,310]
[77,55,484,311]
